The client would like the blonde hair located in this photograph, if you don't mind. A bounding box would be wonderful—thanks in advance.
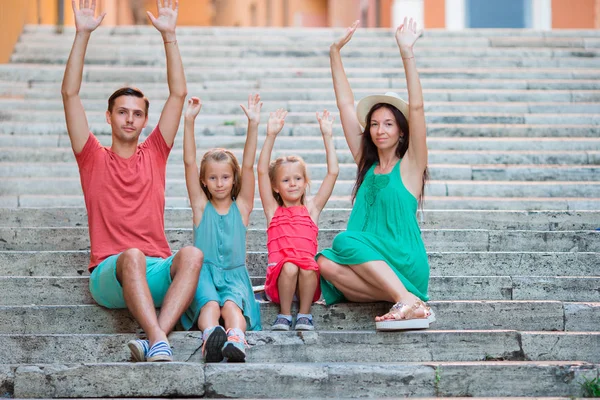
[268,155,310,206]
[199,148,241,200]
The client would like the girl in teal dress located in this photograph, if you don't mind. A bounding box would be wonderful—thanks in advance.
[317,18,435,331]
[181,95,262,363]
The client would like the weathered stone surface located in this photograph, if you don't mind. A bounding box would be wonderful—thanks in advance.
[0,301,567,334]
[521,332,600,363]
[205,363,435,398]
[564,302,600,331]
[13,363,205,398]
[435,361,599,397]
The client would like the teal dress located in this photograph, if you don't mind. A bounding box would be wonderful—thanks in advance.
[181,201,261,330]
[317,159,430,305]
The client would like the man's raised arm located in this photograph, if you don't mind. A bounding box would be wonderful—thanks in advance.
[147,0,187,147]
[61,0,106,154]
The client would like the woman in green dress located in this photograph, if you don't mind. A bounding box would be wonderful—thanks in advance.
[317,18,435,331]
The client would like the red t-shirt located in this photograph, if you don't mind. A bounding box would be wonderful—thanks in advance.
[75,127,173,270]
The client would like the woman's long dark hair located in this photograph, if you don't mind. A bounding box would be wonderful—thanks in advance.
[351,103,428,206]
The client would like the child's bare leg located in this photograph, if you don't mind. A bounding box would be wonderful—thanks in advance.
[297,268,318,314]
[197,301,220,331]
[277,262,299,315]
[221,301,247,332]
[221,300,247,362]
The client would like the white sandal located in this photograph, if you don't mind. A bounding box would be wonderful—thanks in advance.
[375,300,436,331]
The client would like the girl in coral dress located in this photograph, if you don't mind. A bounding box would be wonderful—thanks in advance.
[258,108,339,331]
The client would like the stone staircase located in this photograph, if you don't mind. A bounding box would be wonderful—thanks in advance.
[0,25,599,398]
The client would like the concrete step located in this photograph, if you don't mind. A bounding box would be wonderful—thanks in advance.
[1,330,598,364]
[3,360,597,398]
[4,194,599,210]
[2,162,598,182]
[2,177,599,198]
[3,208,598,231]
[4,63,600,82]
[1,226,598,252]
[0,301,594,333]
[1,250,598,278]
[3,275,600,305]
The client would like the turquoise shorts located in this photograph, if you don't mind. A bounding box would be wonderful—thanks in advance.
[89,253,175,309]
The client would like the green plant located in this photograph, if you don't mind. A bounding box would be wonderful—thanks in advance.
[581,371,600,397]
[223,120,236,126]
[434,366,442,396]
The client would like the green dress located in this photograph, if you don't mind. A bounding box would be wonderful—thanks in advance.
[318,159,430,305]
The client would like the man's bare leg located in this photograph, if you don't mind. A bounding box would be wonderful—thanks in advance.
[117,248,167,346]
[158,246,203,335]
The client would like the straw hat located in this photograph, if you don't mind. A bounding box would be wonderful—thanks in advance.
[356,92,409,128]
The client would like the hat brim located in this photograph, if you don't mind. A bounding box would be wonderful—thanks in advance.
[356,94,409,128]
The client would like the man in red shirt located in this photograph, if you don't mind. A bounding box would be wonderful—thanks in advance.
[61,0,203,362]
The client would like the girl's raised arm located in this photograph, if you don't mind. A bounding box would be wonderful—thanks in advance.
[330,20,363,164]
[397,18,428,173]
[237,94,263,222]
[183,97,208,226]
[257,109,287,223]
[311,110,339,218]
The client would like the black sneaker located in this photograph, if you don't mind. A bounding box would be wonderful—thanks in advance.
[202,326,227,363]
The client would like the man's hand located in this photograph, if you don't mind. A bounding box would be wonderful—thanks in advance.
[147,0,179,39]
[72,0,106,33]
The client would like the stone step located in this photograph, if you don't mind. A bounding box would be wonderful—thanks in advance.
[3,208,598,230]
[4,63,600,82]
[2,275,600,305]
[13,43,600,58]
[5,84,599,104]
[3,162,598,182]
[11,53,600,68]
[15,33,600,48]
[1,227,598,252]
[1,134,598,152]
[4,98,600,115]
[16,30,600,49]
[4,124,600,139]
[5,109,600,126]
[0,301,594,333]
[5,78,600,99]
[0,331,598,364]
[4,194,599,210]
[5,146,600,166]
[1,251,598,278]
[22,24,600,37]
[4,360,597,398]
[2,178,599,198]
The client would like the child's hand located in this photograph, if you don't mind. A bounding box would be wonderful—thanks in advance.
[267,108,288,137]
[185,97,202,120]
[316,109,335,138]
[240,93,263,124]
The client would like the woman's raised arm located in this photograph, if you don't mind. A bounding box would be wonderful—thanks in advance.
[330,20,363,164]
